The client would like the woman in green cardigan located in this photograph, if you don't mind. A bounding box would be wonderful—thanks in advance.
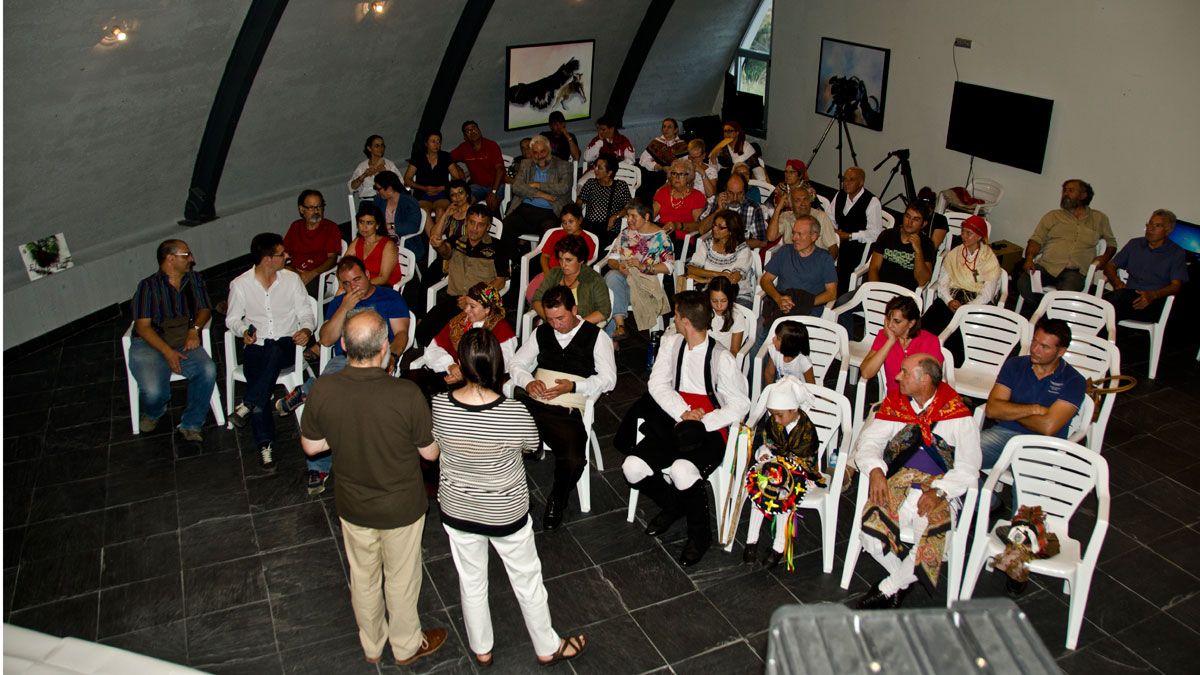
[531,234,611,326]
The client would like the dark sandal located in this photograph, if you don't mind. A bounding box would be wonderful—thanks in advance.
[538,634,587,667]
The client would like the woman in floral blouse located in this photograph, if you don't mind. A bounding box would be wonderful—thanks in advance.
[604,201,674,339]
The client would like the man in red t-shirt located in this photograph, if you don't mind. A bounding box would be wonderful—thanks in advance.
[449,120,505,214]
[284,189,343,297]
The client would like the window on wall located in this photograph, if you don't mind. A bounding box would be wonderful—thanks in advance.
[724,0,772,136]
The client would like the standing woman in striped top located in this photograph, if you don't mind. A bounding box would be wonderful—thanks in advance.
[430,329,587,668]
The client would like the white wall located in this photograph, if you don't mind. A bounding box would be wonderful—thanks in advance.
[765,0,1200,246]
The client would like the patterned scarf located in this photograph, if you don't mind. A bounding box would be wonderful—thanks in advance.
[875,382,971,446]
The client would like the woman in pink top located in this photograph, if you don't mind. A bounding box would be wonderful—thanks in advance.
[859,295,943,393]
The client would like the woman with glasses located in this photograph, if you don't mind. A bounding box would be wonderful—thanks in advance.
[575,153,632,250]
[683,210,757,308]
[709,120,766,184]
[348,134,401,201]
[349,203,401,287]
[427,179,476,278]
[652,159,707,252]
[604,201,674,340]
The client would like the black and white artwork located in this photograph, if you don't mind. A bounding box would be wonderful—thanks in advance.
[505,40,594,130]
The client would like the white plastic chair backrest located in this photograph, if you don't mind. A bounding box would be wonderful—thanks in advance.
[940,306,1030,371]
[1065,394,1095,443]
[880,210,895,234]
[730,303,756,361]
[1002,436,1104,532]
[758,316,850,397]
[748,179,774,206]
[1031,291,1116,342]
[347,194,357,224]
[394,247,417,294]
[489,217,504,240]
[1061,333,1120,382]
[842,282,921,346]
[967,178,1004,207]
[816,194,833,214]
[616,161,641,190]
[502,153,514,167]
[940,213,991,254]
[804,384,853,473]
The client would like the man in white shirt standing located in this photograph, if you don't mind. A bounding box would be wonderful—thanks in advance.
[509,285,617,530]
[226,232,316,470]
[615,291,751,566]
[830,166,884,293]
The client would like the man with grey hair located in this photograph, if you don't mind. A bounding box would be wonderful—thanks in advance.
[503,133,573,273]
[1102,208,1188,321]
[301,308,447,666]
[1017,178,1117,309]
[830,166,883,293]
[851,353,980,609]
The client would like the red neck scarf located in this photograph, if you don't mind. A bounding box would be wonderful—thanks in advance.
[875,382,971,445]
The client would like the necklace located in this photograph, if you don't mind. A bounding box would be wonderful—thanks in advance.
[961,246,980,282]
[669,188,689,209]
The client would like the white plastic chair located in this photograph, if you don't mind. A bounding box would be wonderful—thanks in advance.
[1015,239,1106,315]
[847,211,896,292]
[752,315,850,400]
[316,239,350,307]
[828,281,921,422]
[615,160,641,192]
[426,217,508,311]
[1030,290,1116,342]
[748,179,774,207]
[122,318,225,434]
[1060,334,1121,453]
[736,382,853,573]
[223,296,319,426]
[515,227,601,338]
[346,193,357,225]
[959,436,1109,650]
[938,306,1032,400]
[1090,269,1175,379]
[815,193,833,215]
[965,177,1003,215]
[839,429,980,606]
[625,419,745,552]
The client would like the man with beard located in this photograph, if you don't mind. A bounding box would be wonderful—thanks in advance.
[283,189,342,297]
[1017,178,1117,308]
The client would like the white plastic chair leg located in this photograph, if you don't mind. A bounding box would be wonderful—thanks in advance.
[626,488,639,523]
[839,478,869,589]
[1147,325,1165,378]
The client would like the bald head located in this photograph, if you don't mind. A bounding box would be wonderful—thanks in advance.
[896,353,941,399]
[342,309,389,364]
[725,174,745,195]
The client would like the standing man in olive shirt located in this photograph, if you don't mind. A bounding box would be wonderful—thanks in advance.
[300,309,446,666]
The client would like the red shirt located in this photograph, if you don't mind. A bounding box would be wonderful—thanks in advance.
[283,218,342,271]
[653,186,707,224]
[869,329,944,393]
[542,229,598,269]
[450,138,504,189]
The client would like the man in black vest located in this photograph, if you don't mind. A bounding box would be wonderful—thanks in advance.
[614,291,751,566]
[831,167,885,293]
[510,285,617,529]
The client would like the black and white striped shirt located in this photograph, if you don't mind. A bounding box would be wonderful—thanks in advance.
[431,393,540,536]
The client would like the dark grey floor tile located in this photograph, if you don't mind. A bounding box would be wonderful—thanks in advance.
[35,446,108,486]
[544,567,626,629]
[1057,636,1155,674]
[100,619,189,665]
[180,515,258,569]
[12,549,102,610]
[1014,588,1104,658]
[4,459,37,525]
[1135,477,1200,526]
[280,632,380,675]
[1108,492,1185,544]
[702,569,797,637]
[8,592,99,640]
[252,501,332,553]
[246,467,313,513]
[1111,613,1200,674]
[1099,447,1164,495]
[1147,524,1200,573]
[28,477,107,522]
[50,380,115,408]
[107,434,177,472]
[1166,590,1200,626]
[4,527,25,569]
[1102,545,1199,609]
[4,391,55,417]
[101,531,181,588]
[532,528,594,581]
[1073,569,1161,635]
[42,420,111,455]
[176,450,244,493]
[4,434,44,463]
[568,510,657,566]
[103,494,179,544]
[184,556,268,617]
[203,653,284,675]
[106,462,177,507]
[98,573,184,638]
[261,540,346,600]
[47,400,113,430]
[671,640,761,675]
[678,541,759,590]
[599,547,695,610]
[569,614,666,675]
[178,483,250,528]
[631,591,739,664]
[1096,525,1144,564]
[20,511,104,563]
[5,409,48,437]
[270,583,359,651]
[186,600,278,666]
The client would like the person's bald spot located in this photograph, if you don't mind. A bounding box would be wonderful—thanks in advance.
[726,174,745,193]
[342,309,389,362]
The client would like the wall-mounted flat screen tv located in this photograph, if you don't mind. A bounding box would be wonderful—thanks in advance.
[946,82,1054,173]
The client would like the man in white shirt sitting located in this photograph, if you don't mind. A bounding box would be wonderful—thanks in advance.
[226,232,316,471]
[614,291,751,566]
[509,285,617,529]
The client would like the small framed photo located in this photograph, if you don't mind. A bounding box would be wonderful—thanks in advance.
[19,233,74,281]
[505,39,594,131]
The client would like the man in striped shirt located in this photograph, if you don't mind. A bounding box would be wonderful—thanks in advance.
[128,239,217,440]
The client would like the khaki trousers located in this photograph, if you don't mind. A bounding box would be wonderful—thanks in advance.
[340,515,426,660]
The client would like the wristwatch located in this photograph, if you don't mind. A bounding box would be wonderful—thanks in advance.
[934,488,948,501]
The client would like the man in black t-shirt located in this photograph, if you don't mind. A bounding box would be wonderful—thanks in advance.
[867,203,935,291]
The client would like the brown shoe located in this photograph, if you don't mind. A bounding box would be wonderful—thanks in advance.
[395,627,448,666]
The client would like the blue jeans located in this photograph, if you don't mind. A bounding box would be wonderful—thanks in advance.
[128,337,217,431]
[243,338,296,447]
[604,270,631,336]
[299,354,347,474]
[979,425,1024,471]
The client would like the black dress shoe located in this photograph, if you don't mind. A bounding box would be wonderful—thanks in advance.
[855,581,912,610]
[742,542,758,564]
[1005,577,1029,598]
[763,549,784,570]
[644,510,681,536]
[679,538,710,567]
[542,499,565,530]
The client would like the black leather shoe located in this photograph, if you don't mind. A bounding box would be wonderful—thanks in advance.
[742,542,758,564]
[763,549,784,570]
[679,538,710,567]
[855,581,912,610]
[644,510,681,537]
[1005,577,1029,598]
[542,499,565,531]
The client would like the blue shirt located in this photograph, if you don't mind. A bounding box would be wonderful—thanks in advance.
[994,356,1085,438]
[765,246,838,316]
[1111,237,1188,291]
[525,165,553,210]
[325,286,410,356]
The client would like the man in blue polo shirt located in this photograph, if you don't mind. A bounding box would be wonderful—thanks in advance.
[1102,208,1188,322]
[978,317,1085,469]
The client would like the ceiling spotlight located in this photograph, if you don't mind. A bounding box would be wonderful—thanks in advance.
[114,28,127,41]
[99,19,131,46]
[372,1,386,14]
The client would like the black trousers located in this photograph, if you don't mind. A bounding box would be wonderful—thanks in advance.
[836,239,867,294]
[1104,288,1168,323]
[518,392,588,504]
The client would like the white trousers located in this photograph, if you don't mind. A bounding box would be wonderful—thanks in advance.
[444,518,560,656]
[747,509,791,552]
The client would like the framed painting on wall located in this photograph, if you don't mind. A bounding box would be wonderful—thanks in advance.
[505,39,594,131]
[814,37,890,131]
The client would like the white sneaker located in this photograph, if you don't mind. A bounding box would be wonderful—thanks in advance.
[230,403,251,428]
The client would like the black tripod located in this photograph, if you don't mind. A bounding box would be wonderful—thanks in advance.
[874,148,917,209]
[808,105,860,182]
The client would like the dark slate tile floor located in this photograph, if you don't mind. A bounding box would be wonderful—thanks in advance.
[5,270,1200,673]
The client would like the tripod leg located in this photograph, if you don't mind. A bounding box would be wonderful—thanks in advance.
[841,120,860,168]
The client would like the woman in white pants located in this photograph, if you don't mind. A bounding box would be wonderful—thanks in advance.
[430,328,587,668]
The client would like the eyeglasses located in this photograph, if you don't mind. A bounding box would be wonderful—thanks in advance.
[722,128,736,133]
[712,223,728,230]
[669,171,689,177]
[171,251,193,258]
[300,204,324,210]
[269,252,288,258]
[372,142,386,148]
